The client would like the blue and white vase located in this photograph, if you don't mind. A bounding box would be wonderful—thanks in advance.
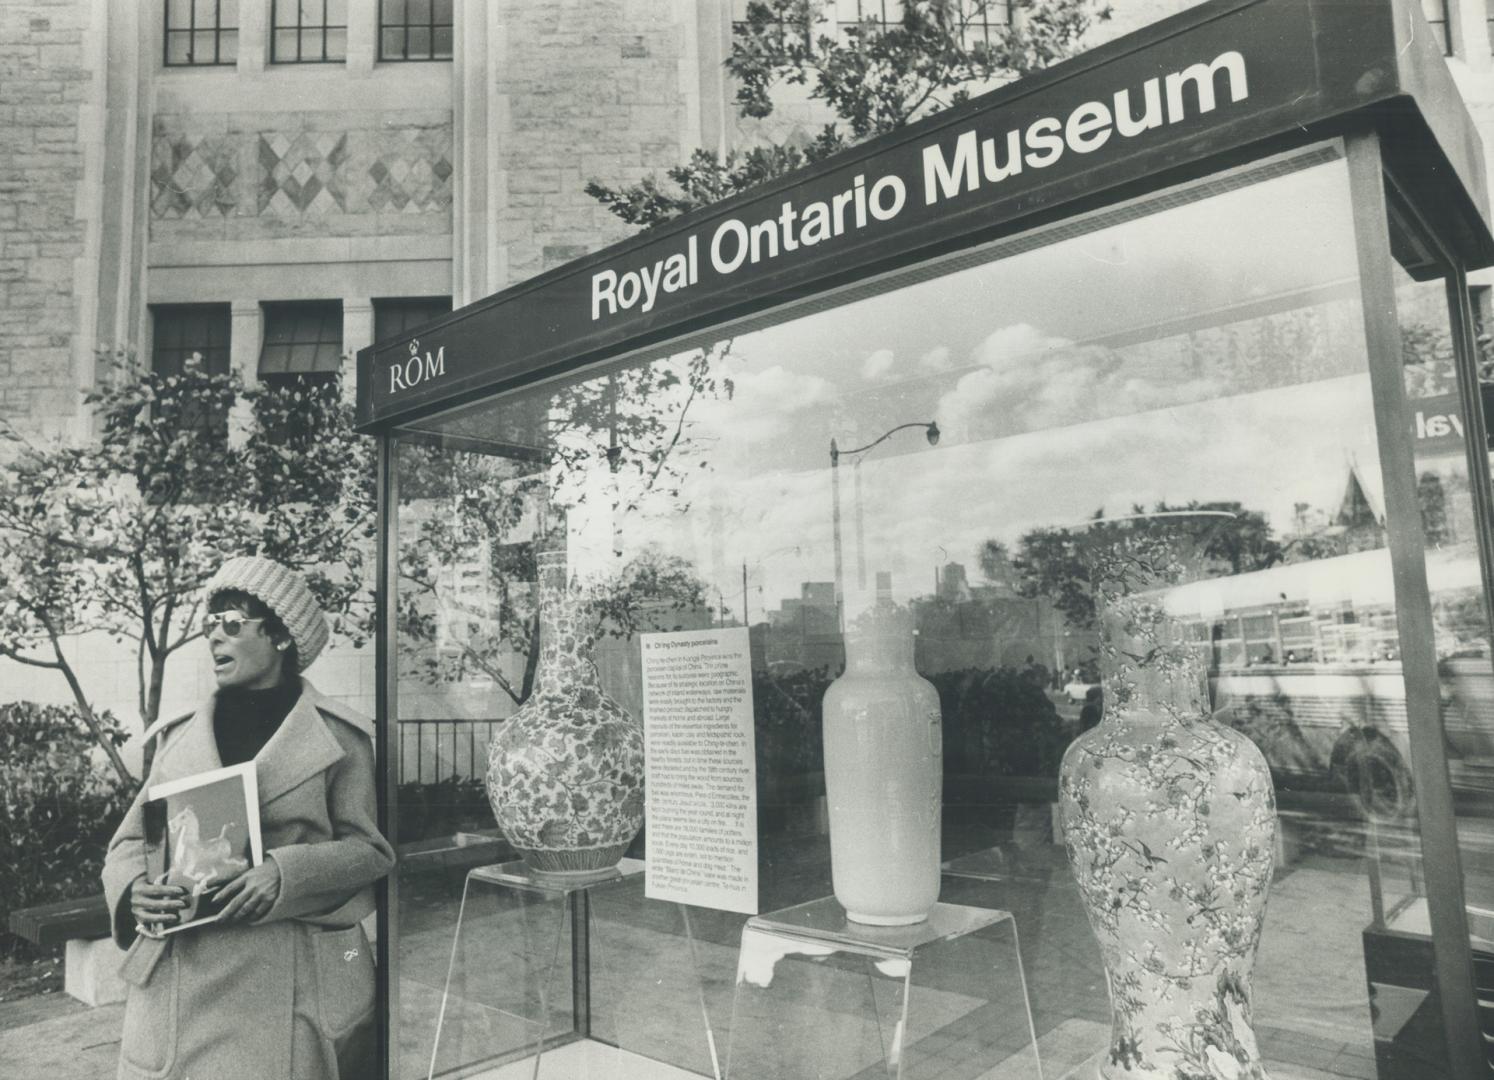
[1059,529,1276,1080]
[485,548,645,874]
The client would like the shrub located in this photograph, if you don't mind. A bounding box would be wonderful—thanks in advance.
[0,702,132,958]
[396,776,493,843]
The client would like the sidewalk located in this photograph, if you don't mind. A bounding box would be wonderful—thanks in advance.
[0,992,122,1079]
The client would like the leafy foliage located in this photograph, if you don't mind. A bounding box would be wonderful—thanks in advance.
[934,665,1067,777]
[587,0,1109,228]
[0,353,375,781]
[395,776,494,844]
[0,702,131,958]
[1005,502,1283,630]
[396,345,731,706]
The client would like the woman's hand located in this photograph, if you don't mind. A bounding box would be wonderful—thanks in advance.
[215,860,282,924]
[131,875,187,934]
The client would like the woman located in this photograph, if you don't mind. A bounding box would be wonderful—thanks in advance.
[102,555,394,1080]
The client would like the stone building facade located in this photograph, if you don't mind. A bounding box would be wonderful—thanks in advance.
[3,0,1493,745]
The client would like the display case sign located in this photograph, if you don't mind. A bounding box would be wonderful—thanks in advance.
[641,627,759,914]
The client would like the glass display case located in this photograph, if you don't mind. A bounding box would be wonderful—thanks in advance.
[357,1,1494,1077]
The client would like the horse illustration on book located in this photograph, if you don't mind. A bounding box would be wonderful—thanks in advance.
[168,804,249,921]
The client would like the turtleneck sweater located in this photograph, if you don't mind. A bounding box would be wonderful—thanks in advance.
[214,680,301,766]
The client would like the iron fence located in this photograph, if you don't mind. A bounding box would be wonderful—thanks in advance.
[397,718,502,785]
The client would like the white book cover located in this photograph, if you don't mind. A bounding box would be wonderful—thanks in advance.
[140,762,263,936]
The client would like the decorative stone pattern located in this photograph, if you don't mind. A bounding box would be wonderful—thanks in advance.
[0,0,95,441]
[150,116,453,223]
[1059,529,1277,1080]
[255,131,350,216]
[152,131,240,218]
[485,548,645,873]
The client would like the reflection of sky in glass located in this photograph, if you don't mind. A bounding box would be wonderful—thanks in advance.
[418,151,1380,614]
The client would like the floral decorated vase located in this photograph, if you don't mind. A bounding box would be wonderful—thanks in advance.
[1058,527,1277,1080]
[823,600,942,925]
[485,547,645,874]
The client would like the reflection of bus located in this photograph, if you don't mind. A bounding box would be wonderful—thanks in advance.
[1161,549,1494,820]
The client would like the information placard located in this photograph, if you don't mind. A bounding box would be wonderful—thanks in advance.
[642,627,758,914]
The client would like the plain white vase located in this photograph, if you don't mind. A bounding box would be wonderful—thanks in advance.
[822,602,942,925]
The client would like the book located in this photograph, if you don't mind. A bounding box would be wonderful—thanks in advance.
[139,762,263,936]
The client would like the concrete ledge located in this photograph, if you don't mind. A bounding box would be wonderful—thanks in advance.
[63,938,126,1007]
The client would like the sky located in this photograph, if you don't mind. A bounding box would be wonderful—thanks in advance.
[424,150,1408,617]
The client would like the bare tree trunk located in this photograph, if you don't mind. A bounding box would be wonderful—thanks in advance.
[54,643,136,788]
[144,650,166,734]
[519,612,541,702]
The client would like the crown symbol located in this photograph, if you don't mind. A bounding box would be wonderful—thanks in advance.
[409,339,420,356]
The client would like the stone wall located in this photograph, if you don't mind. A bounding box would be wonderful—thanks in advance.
[496,0,694,282]
[0,0,95,443]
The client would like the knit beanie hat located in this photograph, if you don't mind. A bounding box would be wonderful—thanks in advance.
[205,556,329,672]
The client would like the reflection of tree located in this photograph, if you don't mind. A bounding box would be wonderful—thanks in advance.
[1002,501,1282,629]
[1401,320,1458,399]
[397,343,733,705]
[1418,471,1451,547]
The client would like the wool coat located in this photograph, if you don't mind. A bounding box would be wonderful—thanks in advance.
[101,680,394,1080]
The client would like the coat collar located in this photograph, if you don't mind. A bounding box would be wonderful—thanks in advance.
[153,679,358,805]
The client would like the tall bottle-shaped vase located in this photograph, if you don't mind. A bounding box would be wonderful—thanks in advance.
[822,602,942,925]
[1058,526,1277,1080]
[485,547,645,875]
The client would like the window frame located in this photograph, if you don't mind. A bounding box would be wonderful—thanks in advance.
[163,0,240,67]
[1423,0,1453,56]
[373,297,454,344]
[259,299,345,379]
[149,302,233,441]
[832,0,1012,47]
[378,0,454,63]
[270,0,349,65]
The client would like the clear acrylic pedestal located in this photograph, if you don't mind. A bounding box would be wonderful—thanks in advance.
[725,897,1043,1080]
[427,857,721,1080]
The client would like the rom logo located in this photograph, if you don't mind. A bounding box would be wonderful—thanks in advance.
[389,338,446,395]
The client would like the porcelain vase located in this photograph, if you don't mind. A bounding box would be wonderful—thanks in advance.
[485,548,645,874]
[1058,529,1277,1080]
[823,602,942,925]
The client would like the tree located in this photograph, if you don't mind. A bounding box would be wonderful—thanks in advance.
[396,343,731,705]
[0,352,375,784]
[1006,501,1283,630]
[587,0,1109,228]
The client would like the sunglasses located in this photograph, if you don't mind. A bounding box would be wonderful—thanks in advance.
[202,611,266,638]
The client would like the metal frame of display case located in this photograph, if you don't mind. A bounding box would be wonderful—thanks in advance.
[1343,131,1482,1077]
[360,2,1494,1077]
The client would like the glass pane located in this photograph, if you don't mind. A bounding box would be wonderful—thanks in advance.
[381,27,405,59]
[167,0,193,29]
[220,0,238,25]
[273,28,298,60]
[388,145,1474,1078]
[165,33,192,64]
[192,29,217,62]
[327,0,347,25]
[260,345,289,375]
[383,0,407,25]
[407,26,430,58]
[1391,245,1494,966]
[432,26,452,59]
[408,0,431,22]
[194,0,219,25]
[434,0,453,22]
